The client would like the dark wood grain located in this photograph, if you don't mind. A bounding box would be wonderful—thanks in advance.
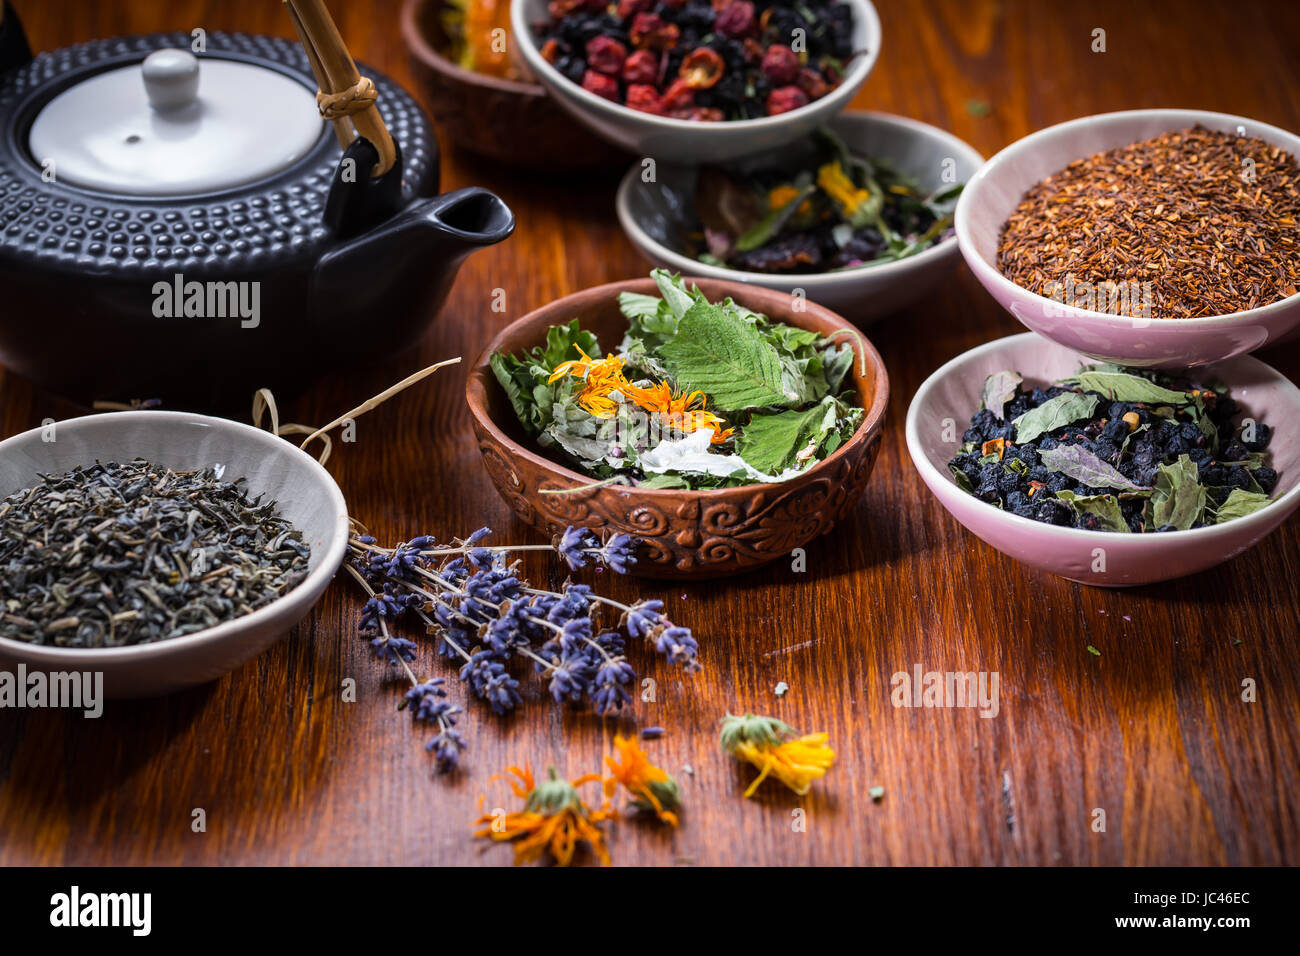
[1,0,1298,866]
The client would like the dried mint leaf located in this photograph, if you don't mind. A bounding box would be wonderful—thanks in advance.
[1013,391,1099,444]
[1054,491,1130,532]
[1212,488,1272,523]
[1070,369,1190,405]
[1150,454,1206,530]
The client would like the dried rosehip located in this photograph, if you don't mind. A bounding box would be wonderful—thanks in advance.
[625,83,665,114]
[679,47,725,89]
[661,77,696,109]
[715,0,756,39]
[581,69,620,102]
[622,48,660,84]
[766,85,809,115]
[760,44,799,84]
[796,66,830,100]
[629,12,681,51]
[617,0,653,17]
[586,35,628,75]
[540,39,561,64]
[743,38,764,64]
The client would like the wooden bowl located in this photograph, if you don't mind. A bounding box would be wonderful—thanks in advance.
[401,0,627,170]
[466,278,890,578]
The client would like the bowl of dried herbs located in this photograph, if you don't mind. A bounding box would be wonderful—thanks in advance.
[467,270,889,577]
[0,410,349,696]
[617,113,983,323]
[955,109,1300,367]
[906,333,1300,586]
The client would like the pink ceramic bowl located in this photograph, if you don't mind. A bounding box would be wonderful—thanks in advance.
[906,333,1300,587]
[955,109,1300,368]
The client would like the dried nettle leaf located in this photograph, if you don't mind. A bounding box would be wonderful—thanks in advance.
[658,301,790,411]
[1013,391,1099,444]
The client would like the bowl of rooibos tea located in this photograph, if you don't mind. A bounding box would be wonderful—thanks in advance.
[0,410,349,697]
[955,109,1300,368]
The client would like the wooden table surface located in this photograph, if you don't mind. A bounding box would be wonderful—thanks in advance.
[1,0,1298,867]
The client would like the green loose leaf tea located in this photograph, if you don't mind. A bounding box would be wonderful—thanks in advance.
[490,271,864,490]
[948,363,1280,532]
[0,459,310,647]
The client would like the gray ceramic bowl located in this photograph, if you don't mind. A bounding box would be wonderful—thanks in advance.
[511,0,881,163]
[616,110,984,322]
[0,411,349,697]
[907,333,1300,586]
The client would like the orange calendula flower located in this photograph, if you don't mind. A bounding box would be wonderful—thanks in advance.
[604,734,682,825]
[548,347,624,385]
[720,713,835,798]
[473,765,612,866]
[549,351,734,442]
[625,381,734,444]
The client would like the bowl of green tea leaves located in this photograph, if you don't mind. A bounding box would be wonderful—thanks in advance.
[469,270,889,578]
[617,113,984,323]
[0,410,349,696]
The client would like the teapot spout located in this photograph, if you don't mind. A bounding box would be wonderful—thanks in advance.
[428,187,516,250]
[308,187,514,358]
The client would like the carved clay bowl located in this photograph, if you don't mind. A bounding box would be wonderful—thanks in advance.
[467,277,889,578]
[401,0,627,170]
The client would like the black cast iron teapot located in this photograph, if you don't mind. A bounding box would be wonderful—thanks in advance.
[0,1,514,407]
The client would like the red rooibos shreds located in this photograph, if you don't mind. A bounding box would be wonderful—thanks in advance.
[997,125,1300,318]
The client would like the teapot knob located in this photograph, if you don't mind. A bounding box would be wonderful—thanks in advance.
[142,49,199,111]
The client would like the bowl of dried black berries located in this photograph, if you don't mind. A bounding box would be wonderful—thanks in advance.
[905,333,1300,587]
[510,0,881,163]
[0,411,350,697]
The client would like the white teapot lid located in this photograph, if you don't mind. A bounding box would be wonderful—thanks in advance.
[28,49,324,196]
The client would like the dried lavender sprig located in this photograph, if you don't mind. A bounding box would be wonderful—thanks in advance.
[345,526,701,748]
[344,561,465,772]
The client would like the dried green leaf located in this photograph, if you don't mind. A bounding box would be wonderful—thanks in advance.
[1013,391,1098,443]
[1039,444,1148,492]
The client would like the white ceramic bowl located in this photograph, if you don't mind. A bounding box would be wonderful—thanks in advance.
[0,411,349,697]
[906,333,1300,587]
[511,0,881,163]
[955,109,1300,368]
[616,110,984,322]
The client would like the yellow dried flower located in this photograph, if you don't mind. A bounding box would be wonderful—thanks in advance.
[720,712,835,798]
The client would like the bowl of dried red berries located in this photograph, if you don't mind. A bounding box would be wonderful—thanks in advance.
[955,109,1300,368]
[510,0,881,163]
[906,332,1300,587]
